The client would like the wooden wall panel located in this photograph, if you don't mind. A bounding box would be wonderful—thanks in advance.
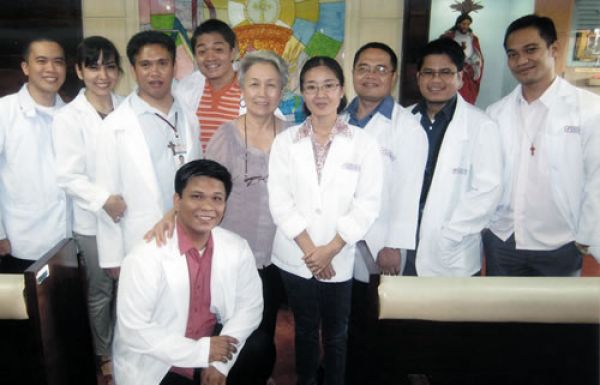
[535,0,575,75]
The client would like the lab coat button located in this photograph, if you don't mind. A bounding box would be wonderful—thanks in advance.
[315,209,322,215]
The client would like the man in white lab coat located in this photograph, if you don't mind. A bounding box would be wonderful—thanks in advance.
[113,159,263,385]
[95,31,200,275]
[483,15,600,276]
[0,37,69,270]
[342,42,423,385]
[389,38,502,277]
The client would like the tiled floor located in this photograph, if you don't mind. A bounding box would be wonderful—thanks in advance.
[271,309,296,385]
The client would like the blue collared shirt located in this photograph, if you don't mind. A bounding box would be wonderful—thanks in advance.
[346,95,395,128]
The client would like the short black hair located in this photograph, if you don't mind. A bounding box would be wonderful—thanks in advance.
[76,36,122,73]
[503,14,557,49]
[353,42,398,72]
[191,19,237,54]
[126,31,176,65]
[174,159,232,199]
[22,36,65,62]
[299,56,347,115]
[417,38,465,71]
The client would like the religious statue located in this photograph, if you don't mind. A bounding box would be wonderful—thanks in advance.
[443,5,484,104]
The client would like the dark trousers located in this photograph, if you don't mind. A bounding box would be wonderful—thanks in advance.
[482,230,582,276]
[159,328,272,385]
[280,269,352,385]
[0,255,34,273]
[403,250,418,276]
[345,276,380,385]
[256,264,286,379]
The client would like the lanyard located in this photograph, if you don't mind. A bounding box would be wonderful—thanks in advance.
[154,112,179,138]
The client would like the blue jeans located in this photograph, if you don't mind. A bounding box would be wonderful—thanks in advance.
[280,270,352,385]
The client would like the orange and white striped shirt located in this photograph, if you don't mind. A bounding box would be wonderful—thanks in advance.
[196,78,241,150]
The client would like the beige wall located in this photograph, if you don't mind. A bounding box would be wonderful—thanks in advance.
[82,0,405,99]
[343,0,404,100]
[82,0,139,95]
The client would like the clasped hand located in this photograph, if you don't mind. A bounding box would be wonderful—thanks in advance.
[303,245,337,280]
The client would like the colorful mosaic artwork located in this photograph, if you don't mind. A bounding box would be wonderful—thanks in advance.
[140,0,345,122]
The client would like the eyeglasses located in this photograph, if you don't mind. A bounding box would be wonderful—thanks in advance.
[354,64,393,76]
[303,82,340,95]
[418,69,457,80]
[243,175,268,187]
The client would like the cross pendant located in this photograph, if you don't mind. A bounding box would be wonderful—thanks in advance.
[529,144,535,156]
[168,141,176,156]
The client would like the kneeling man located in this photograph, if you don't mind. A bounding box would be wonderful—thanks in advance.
[113,159,263,385]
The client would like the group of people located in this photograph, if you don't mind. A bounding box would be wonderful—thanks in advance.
[0,12,597,385]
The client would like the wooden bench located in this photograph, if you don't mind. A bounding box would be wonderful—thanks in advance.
[374,276,600,385]
[0,239,96,385]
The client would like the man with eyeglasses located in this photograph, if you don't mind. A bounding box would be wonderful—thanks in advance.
[388,37,502,278]
[343,42,422,385]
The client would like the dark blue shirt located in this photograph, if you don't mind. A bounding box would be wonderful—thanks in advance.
[346,95,395,128]
[411,96,457,219]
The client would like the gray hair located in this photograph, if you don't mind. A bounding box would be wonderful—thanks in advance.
[238,50,289,89]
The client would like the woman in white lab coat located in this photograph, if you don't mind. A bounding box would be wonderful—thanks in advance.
[52,36,125,382]
[268,56,382,385]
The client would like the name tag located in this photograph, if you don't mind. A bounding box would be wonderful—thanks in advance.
[342,162,361,172]
[380,147,396,162]
[452,167,468,175]
[564,125,580,134]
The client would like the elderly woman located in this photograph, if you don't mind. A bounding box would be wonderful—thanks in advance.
[268,56,382,385]
[146,50,289,385]
[205,49,288,375]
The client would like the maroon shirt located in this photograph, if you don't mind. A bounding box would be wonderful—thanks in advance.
[170,223,216,379]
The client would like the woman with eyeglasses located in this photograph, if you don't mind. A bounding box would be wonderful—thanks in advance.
[268,56,382,385]
[145,50,289,385]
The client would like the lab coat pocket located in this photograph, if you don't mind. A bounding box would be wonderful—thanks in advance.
[438,235,462,267]
[336,163,361,194]
[440,233,479,270]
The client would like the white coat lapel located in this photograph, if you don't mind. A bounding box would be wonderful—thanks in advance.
[161,231,191,321]
[209,230,228,320]
[320,134,352,187]
[436,97,469,169]
[120,101,162,204]
[295,137,320,188]
[545,79,579,135]
[423,97,469,220]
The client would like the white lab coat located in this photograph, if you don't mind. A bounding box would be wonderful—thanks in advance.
[95,94,201,268]
[268,121,383,282]
[52,89,123,236]
[486,77,600,261]
[113,226,263,385]
[341,102,422,281]
[0,84,69,260]
[389,95,502,276]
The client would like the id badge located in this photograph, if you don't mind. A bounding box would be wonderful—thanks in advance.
[169,137,187,167]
